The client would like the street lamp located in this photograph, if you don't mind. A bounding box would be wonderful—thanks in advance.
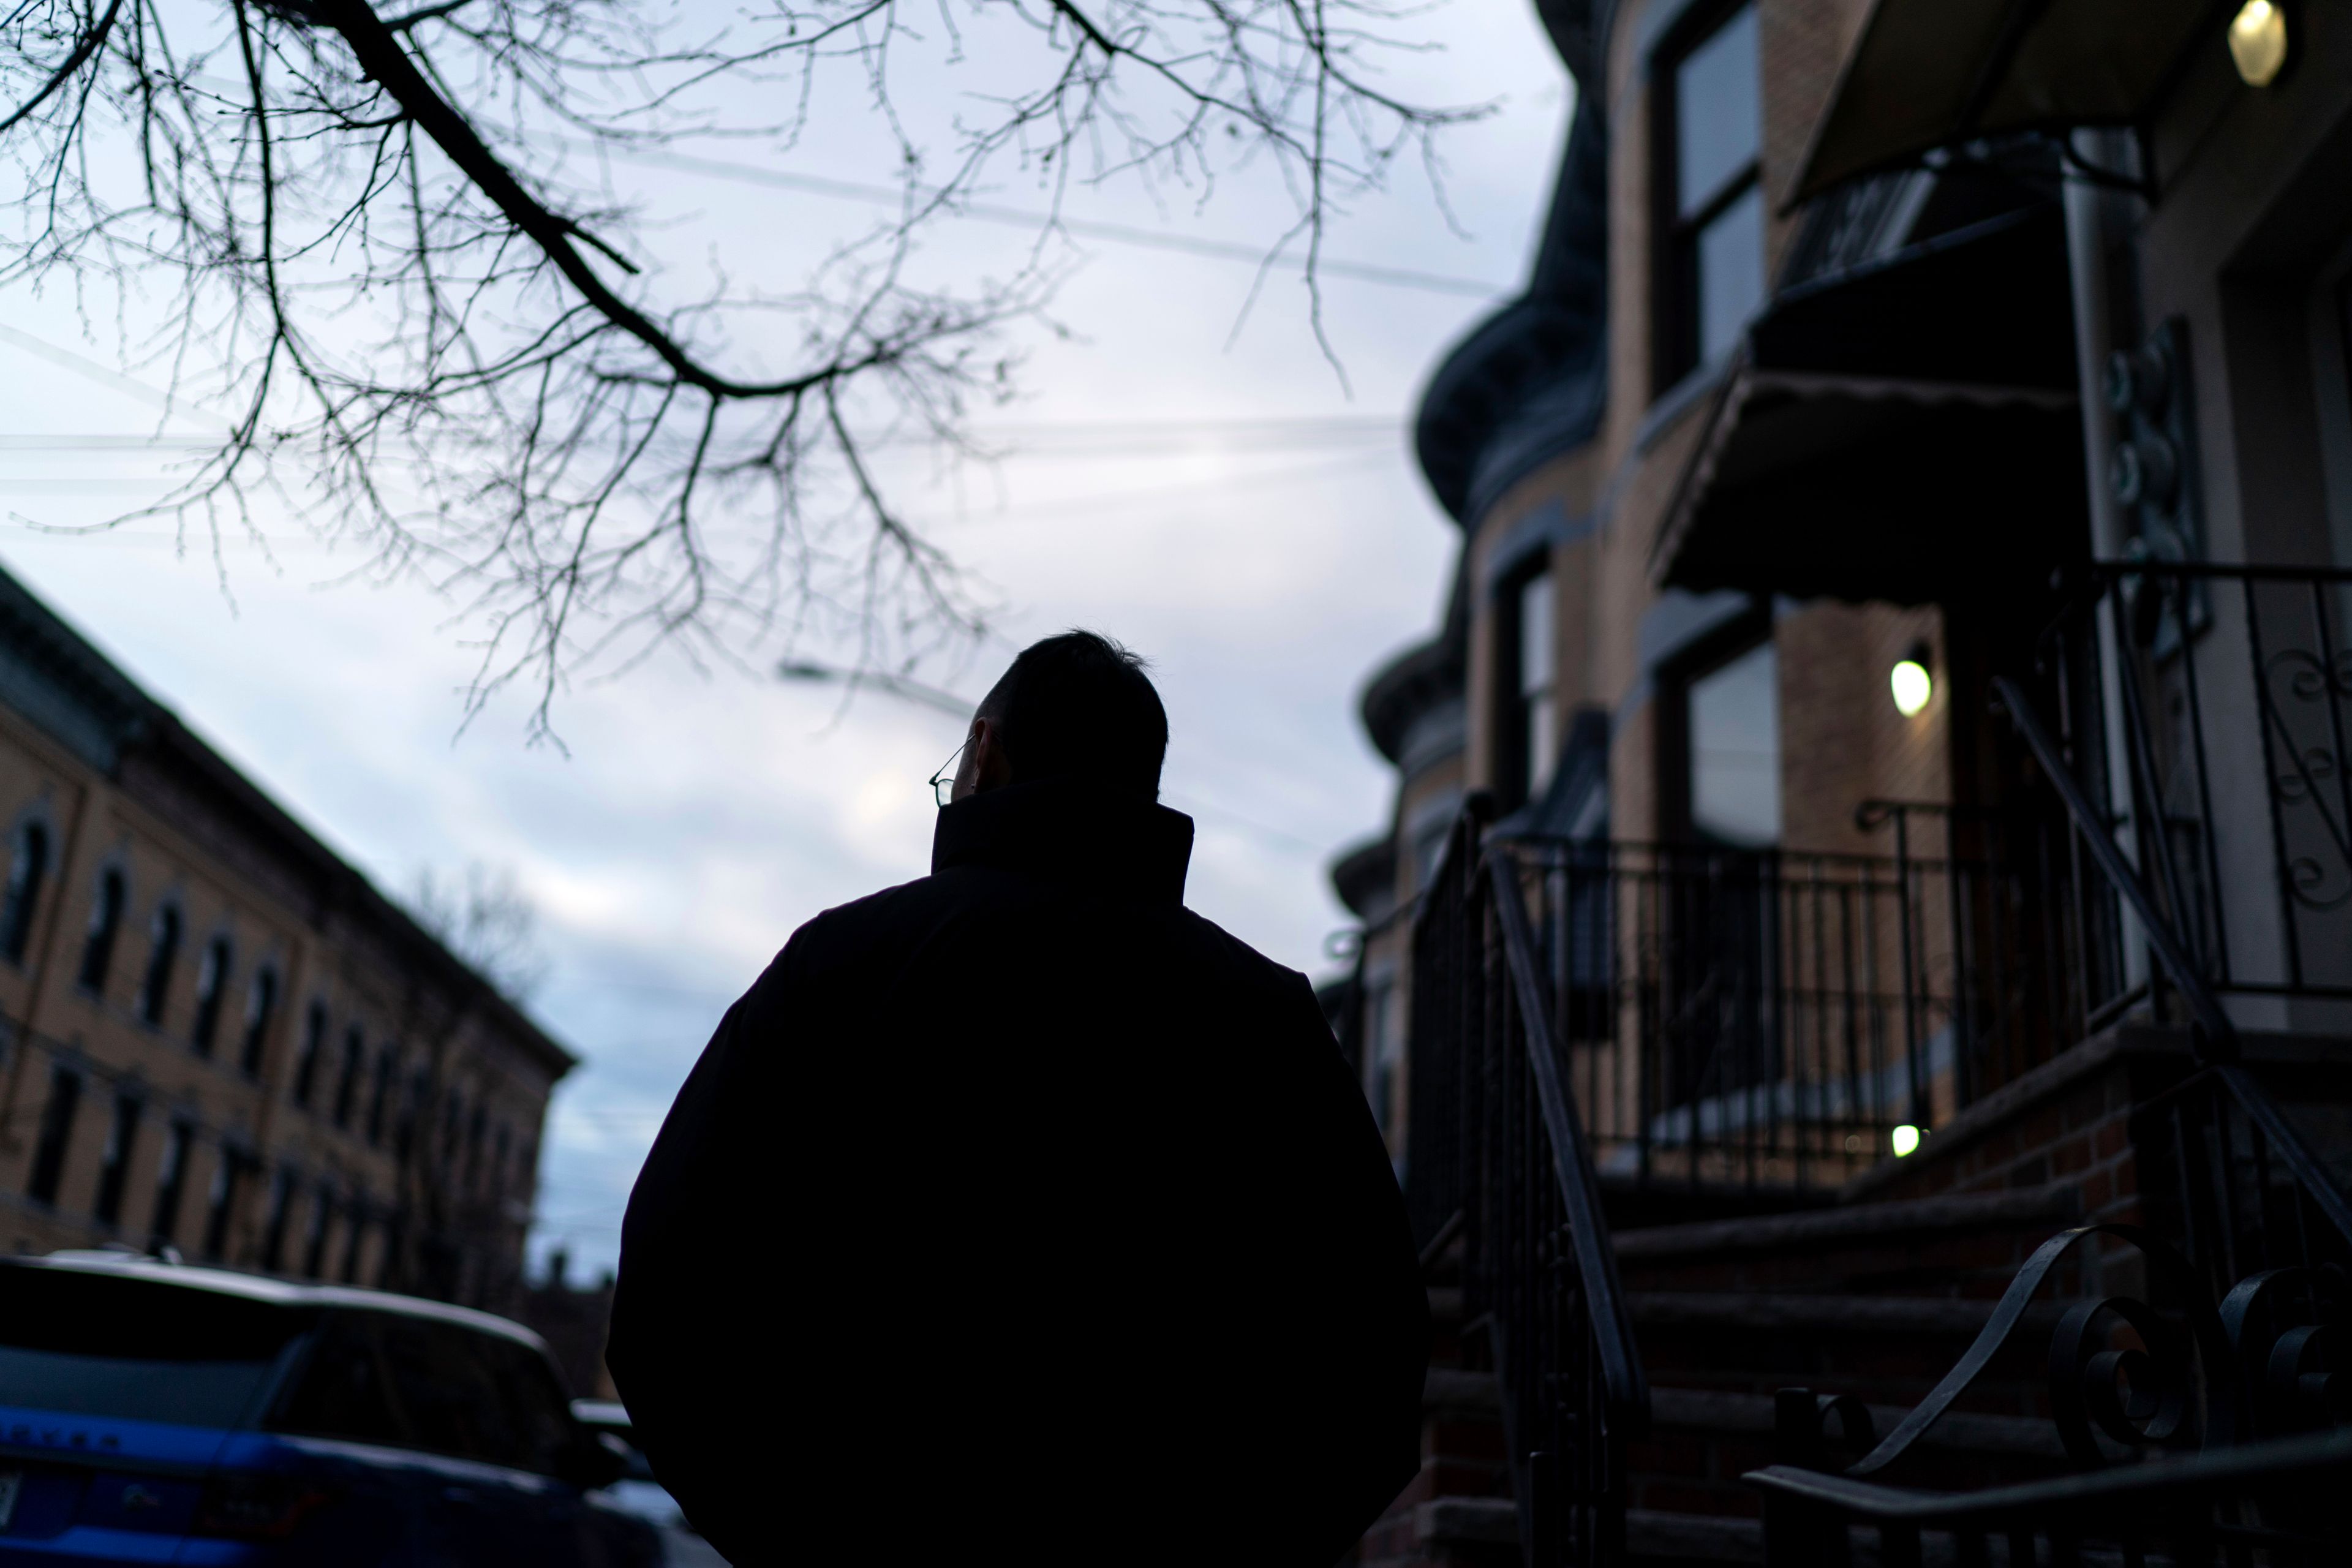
[776,660,974,718]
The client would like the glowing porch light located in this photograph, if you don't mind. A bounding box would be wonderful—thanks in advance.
[2228,1,2290,88]
[1890,1124,1923,1158]
[1890,657,1933,718]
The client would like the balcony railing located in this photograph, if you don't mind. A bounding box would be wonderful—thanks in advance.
[1421,822,2099,1200]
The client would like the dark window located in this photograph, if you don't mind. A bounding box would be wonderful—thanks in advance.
[292,1002,327,1108]
[259,1163,296,1272]
[1494,561,1557,812]
[190,935,233,1057]
[273,1313,573,1475]
[76,867,125,993]
[201,1146,251,1261]
[396,1068,430,1161]
[340,1194,370,1284]
[301,1183,335,1279]
[366,1047,397,1147]
[442,1085,465,1169]
[270,1310,405,1447]
[331,1027,364,1129]
[489,1123,512,1204]
[376,1208,407,1291]
[26,1064,82,1207]
[92,1091,142,1226]
[464,1104,487,1193]
[0,820,50,963]
[1654,3,1763,390]
[1365,977,1399,1135]
[151,1118,194,1246]
[239,968,279,1079]
[138,904,182,1027]
[0,1265,306,1427]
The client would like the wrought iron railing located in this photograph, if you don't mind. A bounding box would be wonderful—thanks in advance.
[1419,820,2100,1200]
[1740,668,2352,1565]
[2036,559,2352,1014]
[1408,809,1648,1565]
[1752,1223,2352,1566]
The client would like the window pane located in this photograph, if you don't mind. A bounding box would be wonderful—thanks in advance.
[1689,639,1780,848]
[1697,184,1766,366]
[1519,573,1553,699]
[0,1267,304,1427]
[1677,6,1760,217]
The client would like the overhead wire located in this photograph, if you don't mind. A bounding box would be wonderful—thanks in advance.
[567,141,1513,299]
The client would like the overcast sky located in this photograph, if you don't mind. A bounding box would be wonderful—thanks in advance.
[0,0,1570,1275]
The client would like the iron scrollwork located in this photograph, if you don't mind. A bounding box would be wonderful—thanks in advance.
[2260,644,2352,914]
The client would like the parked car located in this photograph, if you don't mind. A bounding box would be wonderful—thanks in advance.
[565,1404,728,1568]
[0,1250,660,1566]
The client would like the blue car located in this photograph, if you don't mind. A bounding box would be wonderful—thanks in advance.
[0,1251,660,1566]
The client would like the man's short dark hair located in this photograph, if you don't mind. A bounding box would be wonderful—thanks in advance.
[979,631,1167,799]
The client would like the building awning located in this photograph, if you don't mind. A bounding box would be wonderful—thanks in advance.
[1654,206,2087,605]
[1792,0,2218,203]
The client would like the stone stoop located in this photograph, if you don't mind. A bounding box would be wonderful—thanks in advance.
[1356,1286,1512,1568]
[1355,1025,2352,1565]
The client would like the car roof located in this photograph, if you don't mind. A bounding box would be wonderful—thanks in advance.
[9,1252,552,1354]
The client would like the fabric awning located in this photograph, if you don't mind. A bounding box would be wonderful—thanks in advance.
[1653,206,2087,605]
[1792,0,2220,203]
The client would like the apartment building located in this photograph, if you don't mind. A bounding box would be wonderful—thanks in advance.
[1340,1,2352,1559]
[0,563,570,1309]
[1337,0,2352,1186]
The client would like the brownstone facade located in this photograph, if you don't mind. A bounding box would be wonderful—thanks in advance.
[0,564,570,1310]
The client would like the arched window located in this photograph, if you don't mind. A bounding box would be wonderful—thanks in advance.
[138,904,182,1027]
[331,1025,364,1129]
[77,867,125,993]
[0,820,51,963]
[291,1001,326,1107]
[239,967,279,1079]
[190,934,233,1057]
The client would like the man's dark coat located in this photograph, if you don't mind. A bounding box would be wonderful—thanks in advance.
[607,780,1429,1566]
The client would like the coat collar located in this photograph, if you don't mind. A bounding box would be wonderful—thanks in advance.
[931,778,1193,907]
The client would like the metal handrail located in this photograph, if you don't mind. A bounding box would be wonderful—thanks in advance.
[1990,674,2239,1054]
[1483,849,1651,1432]
[1751,1427,2352,1529]
[1994,674,2352,1257]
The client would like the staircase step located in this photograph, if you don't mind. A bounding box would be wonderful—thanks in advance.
[1628,1509,1762,1564]
[1422,1367,1500,1415]
[1647,1386,2066,1460]
[1615,1185,2079,1261]
[1615,1185,2083,1298]
[1411,1500,1770,1564]
[1631,1291,2064,1338]
[1413,1496,1516,1548]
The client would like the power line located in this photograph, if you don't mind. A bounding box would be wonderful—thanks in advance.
[0,326,235,430]
[581,143,1512,299]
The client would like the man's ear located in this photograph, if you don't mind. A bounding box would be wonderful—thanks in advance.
[954,715,1017,801]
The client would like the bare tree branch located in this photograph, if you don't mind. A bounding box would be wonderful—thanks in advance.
[0,0,1484,739]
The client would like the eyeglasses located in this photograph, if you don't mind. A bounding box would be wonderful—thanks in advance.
[929,741,967,809]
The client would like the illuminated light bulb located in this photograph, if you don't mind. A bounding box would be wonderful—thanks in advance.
[1890,658,1933,717]
[2229,0,2290,87]
[1891,1125,1922,1158]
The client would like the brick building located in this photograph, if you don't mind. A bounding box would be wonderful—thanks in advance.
[0,562,570,1310]
[1335,0,2352,1559]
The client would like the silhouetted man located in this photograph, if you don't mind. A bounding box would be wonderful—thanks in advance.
[609,631,1428,1566]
